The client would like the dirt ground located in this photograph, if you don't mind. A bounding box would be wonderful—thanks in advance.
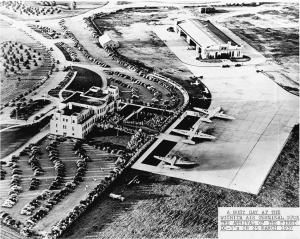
[216,3,299,95]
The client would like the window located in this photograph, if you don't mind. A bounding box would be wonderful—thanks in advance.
[72,127,74,131]
[72,133,74,136]
[66,119,68,122]
[56,117,58,120]
[56,124,57,127]
[72,120,75,123]
[63,118,65,122]
[56,130,58,133]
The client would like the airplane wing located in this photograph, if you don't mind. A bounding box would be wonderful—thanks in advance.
[172,129,190,136]
[193,131,216,140]
[215,112,235,120]
[193,107,209,114]
[153,155,172,164]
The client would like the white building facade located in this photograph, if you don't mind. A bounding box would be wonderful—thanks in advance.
[50,86,121,139]
[99,33,119,48]
[174,19,243,59]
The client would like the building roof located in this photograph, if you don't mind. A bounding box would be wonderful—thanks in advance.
[62,92,105,107]
[99,33,113,47]
[177,19,238,47]
[61,105,88,116]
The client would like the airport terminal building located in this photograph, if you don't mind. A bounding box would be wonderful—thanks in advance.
[174,19,243,59]
[50,86,121,139]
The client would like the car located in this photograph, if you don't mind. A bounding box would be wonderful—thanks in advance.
[109,193,125,201]
[222,65,230,68]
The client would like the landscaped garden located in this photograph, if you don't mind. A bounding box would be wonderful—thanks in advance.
[0,41,53,107]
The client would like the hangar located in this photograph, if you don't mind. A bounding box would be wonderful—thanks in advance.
[174,19,243,59]
[99,33,119,48]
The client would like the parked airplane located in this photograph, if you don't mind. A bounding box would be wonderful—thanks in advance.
[154,155,197,169]
[190,80,201,86]
[194,106,235,123]
[172,127,216,145]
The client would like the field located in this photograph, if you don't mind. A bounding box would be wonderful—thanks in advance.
[61,124,299,238]
[66,66,103,92]
[218,2,299,95]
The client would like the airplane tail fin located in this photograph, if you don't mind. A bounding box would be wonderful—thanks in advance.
[182,139,196,145]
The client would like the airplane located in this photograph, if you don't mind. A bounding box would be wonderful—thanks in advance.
[193,106,235,123]
[154,155,197,169]
[172,127,216,145]
[190,79,201,86]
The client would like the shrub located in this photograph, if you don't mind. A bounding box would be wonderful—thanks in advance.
[26,65,30,70]
[34,62,38,66]
[55,68,59,72]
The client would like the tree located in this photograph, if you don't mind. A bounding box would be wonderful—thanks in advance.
[20,57,24,62]
[56,60,60,64]
[20,45,23,50]
[26,65,30,70]
[10,67,14,72]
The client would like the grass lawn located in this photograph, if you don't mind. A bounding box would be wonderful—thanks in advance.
[66,66,103,92]
[0,126,40,158]
[0,116,51,158]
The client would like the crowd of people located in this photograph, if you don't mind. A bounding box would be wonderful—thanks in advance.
[96,112,124,129]
[126,129,151,152]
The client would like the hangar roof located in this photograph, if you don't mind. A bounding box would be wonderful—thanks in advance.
[98,33,112,47]
[177,19,238,47]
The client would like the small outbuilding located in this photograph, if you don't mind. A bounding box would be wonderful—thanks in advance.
[98,34,119,48]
